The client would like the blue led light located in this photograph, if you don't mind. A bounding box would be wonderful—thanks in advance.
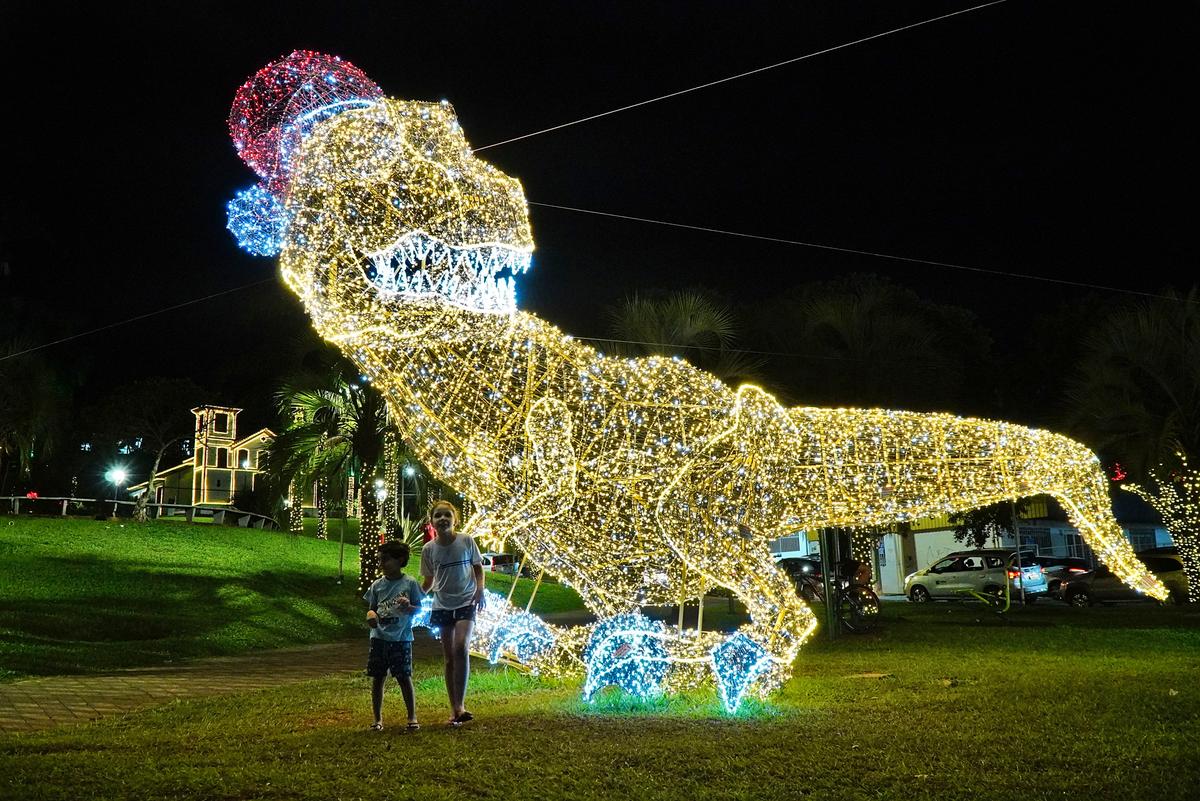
[226,183,288,256]
[710,633,773,714]
[582,612,670,703]
[485,607,556,665]
[410,595,434,633]
[292,98,377,137]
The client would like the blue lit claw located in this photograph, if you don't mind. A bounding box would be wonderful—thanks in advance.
[410,595,434,633]
[486,611,556,665]
[711,633,773,714]
[581,613,670,703]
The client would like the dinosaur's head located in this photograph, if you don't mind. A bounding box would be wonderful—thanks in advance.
[226,53,534,321]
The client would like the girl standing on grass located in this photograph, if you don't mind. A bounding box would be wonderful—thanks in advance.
[419,500,485,725]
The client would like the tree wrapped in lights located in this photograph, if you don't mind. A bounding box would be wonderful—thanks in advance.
[1067,288,1200,603]
[1126,455,1200,603]
[227,53,1168,711]
[286,479,303,535]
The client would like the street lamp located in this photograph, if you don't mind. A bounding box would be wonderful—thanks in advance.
[104,467,128,518]
[401,464,416,520]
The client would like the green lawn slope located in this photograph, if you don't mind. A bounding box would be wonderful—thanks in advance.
[0,517,586,681]
[0,517,365,680]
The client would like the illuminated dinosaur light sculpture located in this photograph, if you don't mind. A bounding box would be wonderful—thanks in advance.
[226,53,1168,712]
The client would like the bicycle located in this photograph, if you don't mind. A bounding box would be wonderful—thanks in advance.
[794,558,881,633]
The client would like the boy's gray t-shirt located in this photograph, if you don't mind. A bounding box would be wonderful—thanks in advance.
[362,575,423,642]
[419,535,483,610]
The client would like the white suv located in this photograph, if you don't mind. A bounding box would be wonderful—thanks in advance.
[904,549,1048,603]
[480,552,518,574]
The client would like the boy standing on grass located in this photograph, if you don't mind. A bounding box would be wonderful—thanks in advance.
[364,540,423,732]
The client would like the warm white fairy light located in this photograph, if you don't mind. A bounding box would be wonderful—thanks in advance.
[287,478,303,535]
[316,477,329,540]
[1125,453,1200,603]
[228,58,1167,710]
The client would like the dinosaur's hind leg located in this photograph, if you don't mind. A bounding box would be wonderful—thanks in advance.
[666,528,819,710]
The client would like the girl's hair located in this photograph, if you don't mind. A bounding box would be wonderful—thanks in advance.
[429,499,460,526]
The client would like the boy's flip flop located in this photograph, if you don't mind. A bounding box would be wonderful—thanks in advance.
[452,711,474,724]
[369,722,384,731]
[407,722,421,731]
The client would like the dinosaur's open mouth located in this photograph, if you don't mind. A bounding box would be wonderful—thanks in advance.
[363,231,532,313]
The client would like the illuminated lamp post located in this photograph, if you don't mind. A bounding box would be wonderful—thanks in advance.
[104,467,128,518]
[401,464,416,521]
[374,478,387,543]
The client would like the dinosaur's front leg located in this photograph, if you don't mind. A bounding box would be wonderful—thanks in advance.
[457,397,614,671]
[459,396,577,547]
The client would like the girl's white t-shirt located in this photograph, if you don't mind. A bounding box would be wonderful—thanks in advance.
[419,535,483,610]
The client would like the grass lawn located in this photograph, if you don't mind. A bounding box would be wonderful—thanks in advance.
[0,516,365,681]
[482,572,587,615]
[0,517,586,681]
[2,601,1198,800]
[300,515,361,544]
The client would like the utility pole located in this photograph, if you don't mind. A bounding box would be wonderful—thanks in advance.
[1011,501,1026,605]
[819,528,840,640]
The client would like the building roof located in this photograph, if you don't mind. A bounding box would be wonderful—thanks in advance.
[127,460,193,492]
[232,427,276,448]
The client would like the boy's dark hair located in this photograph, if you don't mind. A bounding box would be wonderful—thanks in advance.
[376,540,411,567]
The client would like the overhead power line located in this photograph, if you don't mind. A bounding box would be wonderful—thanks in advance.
[529,201,1191,304]
[6,188,1189,366]
[473,1,1008,152]
[0,278,275,364]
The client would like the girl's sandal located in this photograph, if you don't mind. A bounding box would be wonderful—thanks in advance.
[452,711,474,724]
[406,722,421,731]
[369,722,384,731]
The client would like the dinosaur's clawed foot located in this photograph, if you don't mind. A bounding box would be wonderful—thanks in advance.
[710,633,773,713]
[485,608,557,665]
[581,613,670,702]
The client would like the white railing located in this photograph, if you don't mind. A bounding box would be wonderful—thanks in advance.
[0,496,279,530]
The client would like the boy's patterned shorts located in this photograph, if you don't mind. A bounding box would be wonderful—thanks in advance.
[366,639,413,678]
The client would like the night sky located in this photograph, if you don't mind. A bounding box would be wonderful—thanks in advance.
[2,1,1195,426]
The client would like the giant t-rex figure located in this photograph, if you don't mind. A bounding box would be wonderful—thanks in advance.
[227,52,1167,712]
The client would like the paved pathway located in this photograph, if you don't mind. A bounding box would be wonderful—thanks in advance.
[0,599,748,735]
[0,639,370,734]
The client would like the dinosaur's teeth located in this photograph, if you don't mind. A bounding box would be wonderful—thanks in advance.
[364,232,528,312]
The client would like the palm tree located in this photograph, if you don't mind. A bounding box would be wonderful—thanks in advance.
[1066,288,1200,601]
[757,274,992,410]
[604,289,763,385]
[269,368,394,592]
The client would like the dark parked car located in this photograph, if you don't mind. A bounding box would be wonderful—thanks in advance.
[1061,548,1189,606]
[480,552,519,575]
[1019,554,1090,597]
